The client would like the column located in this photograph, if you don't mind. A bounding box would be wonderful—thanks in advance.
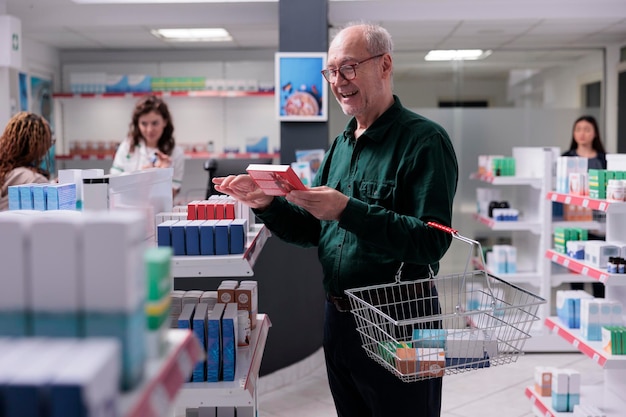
[278,0,328,164]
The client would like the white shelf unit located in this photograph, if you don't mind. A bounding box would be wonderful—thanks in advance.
[470,149,554,340]
[525,384,624,417]
[524,191,626,416]
[51,90,278,158]
[173,314,272,417]
[121,329,205,417]
[171,224,271,278]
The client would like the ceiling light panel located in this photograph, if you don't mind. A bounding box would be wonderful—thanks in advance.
[425,49,492,61]
[151,28,233,42]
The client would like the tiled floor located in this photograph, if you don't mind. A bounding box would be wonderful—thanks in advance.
[257,348,602,417]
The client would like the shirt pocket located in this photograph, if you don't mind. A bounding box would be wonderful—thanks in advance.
[358,180,395,206]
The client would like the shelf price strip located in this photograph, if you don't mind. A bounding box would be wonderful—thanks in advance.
[546,192,611,212]
[524,387,555,417]
[544,317,607,366]
[545,250,610,283]
[127,331,204,417]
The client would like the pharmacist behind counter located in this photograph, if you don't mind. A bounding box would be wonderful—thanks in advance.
[0,112,53,211]
[110,95,185,198]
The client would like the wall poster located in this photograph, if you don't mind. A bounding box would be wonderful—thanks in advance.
[275,52,328,122]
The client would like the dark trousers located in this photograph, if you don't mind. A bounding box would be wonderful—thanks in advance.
[323,286,443,417]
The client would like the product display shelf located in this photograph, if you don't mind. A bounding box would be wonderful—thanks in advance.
[534,191,626,416]
[545,191,626,299]
[547,192,626,214]
[472,213,542,234]
[525,384,624,417]
[121,329,205,417]
[56,152,280,161]
[472,148,572,352]
[173,314,272,416]
[552,219,605,233]
[544,317,626,368]
[53,91,274,99]
[469,172,543,188]
[545,249,626,285]
[470,150,552,305]
[171,224,271,278]
[471,257,542,284]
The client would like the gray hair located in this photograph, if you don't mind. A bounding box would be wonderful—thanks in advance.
[335,21,394,56]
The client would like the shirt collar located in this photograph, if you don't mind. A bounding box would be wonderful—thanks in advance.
[342,95,403,143]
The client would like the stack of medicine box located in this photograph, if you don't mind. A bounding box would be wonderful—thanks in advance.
[57,168,105,210]
[588,169,626,199]
[0,338,120,417]
[144,247,174,359]
[0,210,150,392]
[602,325,626,355]
[8,183,77,211]
[81,210,148,390]
[534,366,556,396]
[158,218,248,256]
[556,156,587,194]
[236,280,258,333]
[556,290,594,328]
[554,227,587,255]
[552,369,581,412]
[487,244,516,274]
[580,298,623,341]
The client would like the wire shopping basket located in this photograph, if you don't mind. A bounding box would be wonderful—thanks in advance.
[344,222,546,383]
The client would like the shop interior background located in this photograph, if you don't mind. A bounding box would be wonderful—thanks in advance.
[3,0,626,276]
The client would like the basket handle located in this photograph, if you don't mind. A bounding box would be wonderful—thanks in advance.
[426,221,497,308]
[426,221,458,236]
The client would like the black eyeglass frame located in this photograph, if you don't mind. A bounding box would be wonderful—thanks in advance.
[321,53,386,83]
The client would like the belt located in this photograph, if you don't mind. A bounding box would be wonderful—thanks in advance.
[326,293,352,312]
[327,280,435,313]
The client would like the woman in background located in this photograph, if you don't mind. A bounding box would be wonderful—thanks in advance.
[0,112,52,211]
[562,114,606,298]
[562,115,607,170]
[110,95,185,198]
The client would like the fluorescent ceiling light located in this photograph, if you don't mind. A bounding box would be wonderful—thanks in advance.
[151,28,233,42]
[425,49,492,61]
[73,0,276,3]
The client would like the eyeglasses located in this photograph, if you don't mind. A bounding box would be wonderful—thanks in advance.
[321,53,385,83]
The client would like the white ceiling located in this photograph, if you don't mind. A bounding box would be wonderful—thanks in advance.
[5,0,626,79]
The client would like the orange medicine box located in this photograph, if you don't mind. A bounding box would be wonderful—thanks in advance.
[534,366,554,396]
[395,347,417,374]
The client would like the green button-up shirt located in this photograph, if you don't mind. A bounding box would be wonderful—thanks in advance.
[257,96,458,296]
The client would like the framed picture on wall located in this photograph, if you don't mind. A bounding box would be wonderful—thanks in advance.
[275,52,328,122]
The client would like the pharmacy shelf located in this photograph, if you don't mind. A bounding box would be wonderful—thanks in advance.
[545,249,626,286]
[53,90,274,99]
[547,192,626,214]
[171,224,271,278]
[544,316,626,369]
[173,314,272,415]
[471,258,542,284]
[122,329,205,417]
[469,173,543,188]
[472,213,542,234]
[525,385,623,417]
[56,152,280,161]
[552,220,604,231]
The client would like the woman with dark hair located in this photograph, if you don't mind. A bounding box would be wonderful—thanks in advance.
[562,115,607,170]
[0,112,52,211]
[562,115,606,298]
[110,95,185,197]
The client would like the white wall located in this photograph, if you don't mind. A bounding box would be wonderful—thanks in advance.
[0,35,59,130]
[56,47,614,154]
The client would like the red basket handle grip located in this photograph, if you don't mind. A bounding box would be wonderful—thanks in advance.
[426,221,458,235]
